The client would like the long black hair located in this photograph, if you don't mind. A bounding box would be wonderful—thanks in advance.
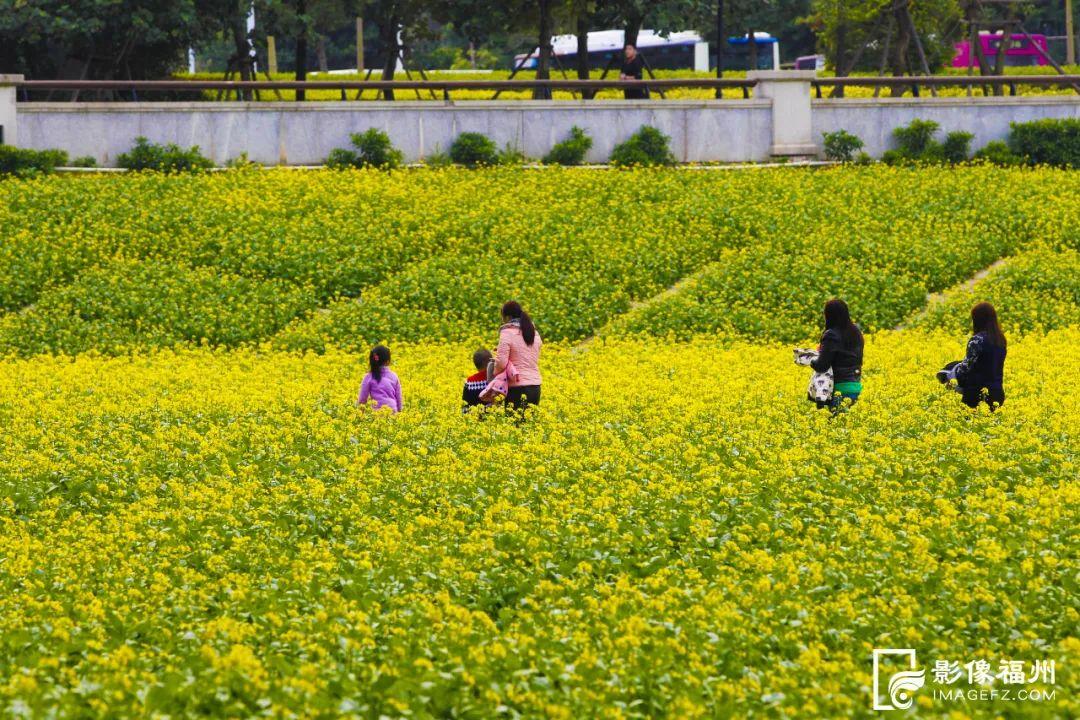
[972,302,1006,348]
[501,300,536,346]
[369,345,390,381]
[823,298,863,348]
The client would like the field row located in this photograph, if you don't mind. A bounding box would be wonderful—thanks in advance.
[1,331,1077,717]
[1,166,1078,356]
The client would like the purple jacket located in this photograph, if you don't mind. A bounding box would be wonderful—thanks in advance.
[358,369,402,412]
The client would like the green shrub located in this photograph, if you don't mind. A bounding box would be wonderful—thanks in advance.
[854,151,874,166]
[497,143,527,166]
[610,126,676,167]
[884,120,972,166]
[974,140,1023,166]
[423,150,453,168]
[543,126,593,166]
[1007,118,1080,168]
[449,132,499,168]
[892,119,940,157]
[70,156,99,168]
[118,137,214,172]
[942,131,974,164]
[325,129,403,169]
[822,129,864,163]
[226,153,261,169]
[0,146,69,177]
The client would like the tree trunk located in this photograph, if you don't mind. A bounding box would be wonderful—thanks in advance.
[380,16,398,100]
[625,16,642,49]
[534,0,553,99]
[316,35,329,73]
[232,15,254,99]
[576,11,592,99]
[295,0,308,101]
[747,30,758,70]
[889,3,911,96]
[716,0,725,92]
[833,10,847,98]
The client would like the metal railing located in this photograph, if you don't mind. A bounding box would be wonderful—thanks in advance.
[13,78,760,102]
[812,74,1080,97]
[11,75,1080,102]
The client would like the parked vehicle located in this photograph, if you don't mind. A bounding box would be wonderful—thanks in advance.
[514,29,708,72]
[952,33,1049,68]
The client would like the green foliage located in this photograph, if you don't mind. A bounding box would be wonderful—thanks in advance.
[821,129,864,163]
[449,132,499,168]
[543,126,593,166]
[117,137,214,173]
[893,119,941,156]
[225,153,261,169]
[941,131,974,164]
[0,146,68,177]
[808,0,961,74]
[916,248,1080,335]
[423,150,453,167]
[610,126,676,167]
[1008,118,1080,168]
[325,129,404,169]
[2,164,1076,354]
[496,144,527,166]
[0,0,204,80]
[70,156,99,168]
[974,140,1023,167]
[885,120,971,166]
[0,258,317,356]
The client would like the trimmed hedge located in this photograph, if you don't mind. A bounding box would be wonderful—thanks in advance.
[0,146,68,177]
[1008,118,1080,168]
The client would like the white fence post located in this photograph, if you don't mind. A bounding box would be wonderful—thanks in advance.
[0,75,21,147]
[748,70,817,157]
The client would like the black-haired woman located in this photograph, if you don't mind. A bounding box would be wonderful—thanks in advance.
[810,299,865,411]
[494,301,542,413]
[936,302,1007,410]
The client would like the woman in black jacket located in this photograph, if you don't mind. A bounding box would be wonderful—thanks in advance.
[936,302,1007,410]
[810,298,864,411]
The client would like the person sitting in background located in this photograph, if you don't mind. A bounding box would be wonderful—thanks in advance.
[462,348,493,412]
[619,44,649,100]
[358,345,402,413]
[936,302,1007,411]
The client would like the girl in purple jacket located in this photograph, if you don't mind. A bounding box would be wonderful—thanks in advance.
[358,345,402,413]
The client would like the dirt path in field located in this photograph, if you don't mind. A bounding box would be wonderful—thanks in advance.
[573,265,711,353]
[895,257,1009,330]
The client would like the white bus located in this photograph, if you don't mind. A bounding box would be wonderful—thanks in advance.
[514,29,710,72]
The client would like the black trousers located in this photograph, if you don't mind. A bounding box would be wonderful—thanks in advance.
[961,386,1005,411]
[506,385,541,412]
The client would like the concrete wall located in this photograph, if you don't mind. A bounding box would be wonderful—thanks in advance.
[8,83,1080,166]
[813,96,1080,157]
[15,100,774,166]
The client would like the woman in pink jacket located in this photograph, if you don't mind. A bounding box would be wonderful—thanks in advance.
[495,300,542,412]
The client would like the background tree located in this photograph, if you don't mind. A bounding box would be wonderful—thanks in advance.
[808,0,961,94]
[0,0,203,83]
[356,0,438,99]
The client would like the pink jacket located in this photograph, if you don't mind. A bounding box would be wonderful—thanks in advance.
[495,324,542,387]
[479,359,517,403]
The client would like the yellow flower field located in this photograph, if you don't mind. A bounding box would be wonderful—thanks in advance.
[0,333,1076,717]
[0,166,1077,717]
